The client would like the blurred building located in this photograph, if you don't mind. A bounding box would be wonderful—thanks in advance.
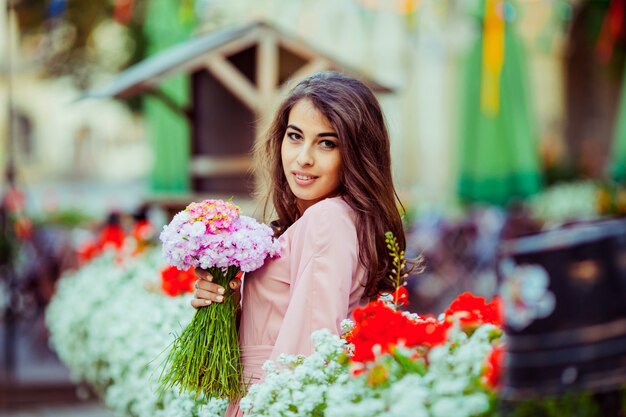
[0,0,152,188]
[192,0,567,208]
[1,0,623,210]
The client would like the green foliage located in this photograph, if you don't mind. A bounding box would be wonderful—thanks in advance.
[500,388,626,417]
[389,347,427,376]
[34,208,94,228]
[385,231,407,294]
[14,0,150,90]
[0,218,15,265]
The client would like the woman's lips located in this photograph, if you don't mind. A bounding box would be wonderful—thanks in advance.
[293,172,318,186]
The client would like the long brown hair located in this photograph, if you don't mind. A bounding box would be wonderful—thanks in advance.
[255,71,406,297]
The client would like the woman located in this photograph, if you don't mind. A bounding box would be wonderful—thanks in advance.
[191,71,407,416]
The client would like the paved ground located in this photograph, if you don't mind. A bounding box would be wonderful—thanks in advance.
[4,402,115,417]
[0,315,115,416]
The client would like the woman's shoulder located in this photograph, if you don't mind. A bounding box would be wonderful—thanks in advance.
[300,196,354,224]
[302,196,353,217]
[288,197,358,255]
[292,196,357,244]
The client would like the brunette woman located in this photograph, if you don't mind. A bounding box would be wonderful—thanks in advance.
[191,71,407,417]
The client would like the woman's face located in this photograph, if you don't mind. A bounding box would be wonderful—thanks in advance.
[281,99,342,213]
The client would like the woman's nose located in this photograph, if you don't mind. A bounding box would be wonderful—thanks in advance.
[296,146,314,167]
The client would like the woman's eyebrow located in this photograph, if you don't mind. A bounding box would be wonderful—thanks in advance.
[287,124,338,138]
[287,124,303,133]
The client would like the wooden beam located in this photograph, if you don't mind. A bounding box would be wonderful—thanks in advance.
[256,29,279,109]
[254,29,279,144]
[143,88,192,120]
[212,29,260,58]
[204,53,259,112]
[190,155,253,176]
[278,57,331,97]
[278,36,318,62]
[132,31,260,92]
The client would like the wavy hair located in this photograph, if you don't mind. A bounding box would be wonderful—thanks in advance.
[254,71,406,297]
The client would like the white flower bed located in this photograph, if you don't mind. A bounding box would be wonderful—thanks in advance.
[46,249,228,417]
[47,249,500,417]
[528,181,599,225]
[241,325,498,417]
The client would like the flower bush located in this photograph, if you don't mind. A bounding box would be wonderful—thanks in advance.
[528,181,600,225]
[241,292,504,417]
[46,249,227,417]
[47,244,624,417]
[47,227,508,417]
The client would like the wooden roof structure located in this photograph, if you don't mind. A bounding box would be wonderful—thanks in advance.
[84,20,393,197]
[86,20,391,108]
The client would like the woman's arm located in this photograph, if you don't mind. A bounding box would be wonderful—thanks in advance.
[270,200,359,359]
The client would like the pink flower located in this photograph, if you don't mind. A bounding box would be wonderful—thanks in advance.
[160,200,280,272]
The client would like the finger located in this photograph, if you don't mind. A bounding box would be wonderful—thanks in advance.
[196,280,225,294]
[195,288,225,303]
[191,298,212,308]
[229,278,242,290]
[194,269,214,282]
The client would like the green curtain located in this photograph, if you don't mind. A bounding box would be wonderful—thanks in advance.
[143,0,196,193]
[611,65,626,183]
[457,1,543,206]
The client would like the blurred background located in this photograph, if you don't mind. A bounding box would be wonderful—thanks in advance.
[2,0,626,414]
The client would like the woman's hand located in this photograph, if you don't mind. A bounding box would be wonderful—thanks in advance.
[190,269,242,308]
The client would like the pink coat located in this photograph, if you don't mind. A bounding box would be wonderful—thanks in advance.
[226,197,367,416]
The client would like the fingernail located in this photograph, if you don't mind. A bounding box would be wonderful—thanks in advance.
[204,300,212,305]
[216,295,223,302]
[218,288,225,295]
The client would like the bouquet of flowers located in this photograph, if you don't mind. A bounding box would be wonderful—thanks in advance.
[158,199,281,399]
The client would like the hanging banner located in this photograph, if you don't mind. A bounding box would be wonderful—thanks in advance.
[114,0,135,25]
[48,0,67,19]
[597,0,626,63]
[480,0,505,117]
[179,0,195,25]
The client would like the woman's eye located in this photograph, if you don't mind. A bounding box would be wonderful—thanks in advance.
[320,140,337,149]
[287,132,302,141]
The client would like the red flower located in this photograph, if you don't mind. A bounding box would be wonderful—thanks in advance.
[161,265,196,297]
[393,286,409,306]
[4,188,25,213]
[78,241,101,263]
[444,292,503,328]
[483,344,504,389]
[132,219,154,242]
[404,316,451,348]
[14,217,33,240]
[100,224,125,249]
[77,224,127,264]
[347,301,450,363]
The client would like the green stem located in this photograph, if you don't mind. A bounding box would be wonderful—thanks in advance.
[158,265,244,399]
